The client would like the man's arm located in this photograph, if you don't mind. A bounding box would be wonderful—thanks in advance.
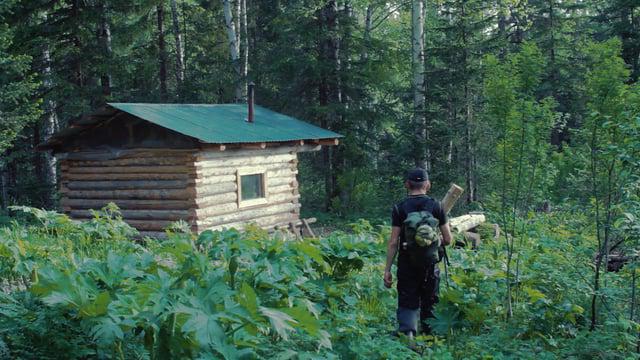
[384,226,401,288]
[440,223,452,246]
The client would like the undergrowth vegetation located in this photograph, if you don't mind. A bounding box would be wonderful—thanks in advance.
[0,206,637,359]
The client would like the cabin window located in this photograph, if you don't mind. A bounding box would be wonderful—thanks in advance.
[237,168,268,207]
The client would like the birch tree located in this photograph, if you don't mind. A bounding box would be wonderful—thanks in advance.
[411,0,427,168]
[222,0,246,102]
[157,4,168,101]
[170,0,185,88]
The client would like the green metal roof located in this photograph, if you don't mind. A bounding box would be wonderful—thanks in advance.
[108,103,342,143]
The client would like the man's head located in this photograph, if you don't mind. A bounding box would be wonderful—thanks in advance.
[404,168,431,193]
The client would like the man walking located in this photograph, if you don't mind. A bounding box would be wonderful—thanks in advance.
[383,168,452,336]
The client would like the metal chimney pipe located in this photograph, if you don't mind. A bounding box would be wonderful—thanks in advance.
[247,82,255,123]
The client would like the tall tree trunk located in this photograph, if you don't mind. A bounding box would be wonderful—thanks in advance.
[240,0,248,88]
[41,46,58,208]
[0,163,7,210]
[157,4,168,101]
[97,0,112,98]
[411,0,426,168]
[319,0,340,210]
[361,5,373,62]
[222,0,243,102]
[170,0,185,90]
[71,0,84,87]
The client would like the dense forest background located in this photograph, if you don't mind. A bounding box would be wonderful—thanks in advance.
[1,0,640,358]
[0,0,636,218]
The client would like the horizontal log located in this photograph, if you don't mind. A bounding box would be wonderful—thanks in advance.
[59,148,196,161]
[194,175,237,186]
[66,180,192,190]
[269,176,297,187]
[309,138,339,146]
[138,231,167,239]
[204,212,299,232]
[125,220,186,231]
[268,168,297,178]
[196,163,296,178]
[68,209,193,221]
[62,188,194,200]
[68,156,193,167]
[194,182,237,197]
[270,184,294,194]
[61,198,195,210]
[67,165,195,174]
[449,214,486,233]
[194,154,295,169]
[194,194,300,219]
[61,172,194,181]
[197,202,300,228]
[196,146,299,160]
[195,193,238,208]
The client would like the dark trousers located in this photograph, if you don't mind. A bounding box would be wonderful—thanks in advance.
[396,261,440,335]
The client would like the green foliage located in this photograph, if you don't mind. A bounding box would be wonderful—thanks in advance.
[0,207,638,359]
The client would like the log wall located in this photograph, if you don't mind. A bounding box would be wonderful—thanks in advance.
[193,146,301,232]
[59,146,302,236]
[59,148,198,236]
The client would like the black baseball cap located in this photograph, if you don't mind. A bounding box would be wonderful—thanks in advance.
[405,168,429,182]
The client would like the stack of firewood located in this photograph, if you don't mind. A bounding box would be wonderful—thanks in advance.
[441,184,499,248]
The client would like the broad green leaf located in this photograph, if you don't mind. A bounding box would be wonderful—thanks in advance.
[259,306,296,340]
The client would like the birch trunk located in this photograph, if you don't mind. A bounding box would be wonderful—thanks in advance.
[411,0,426,168]
[240,0,248,91]
[42,46,59,208]
[97,0,112,97]
[170,0,185,86]
[361,5,373,62]
[222,0,243,102]
[157,4,168,101]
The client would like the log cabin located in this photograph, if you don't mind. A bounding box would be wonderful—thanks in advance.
[38,96,341,238]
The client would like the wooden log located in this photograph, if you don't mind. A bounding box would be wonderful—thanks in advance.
[449,214,486,233]
[138,231,167,239]
[62,188,194,200]
[240,142,267,150]
[205,212,299,232]
[125,220,180,231]
[61,172,194,181]
[61,198,194,210]
[441,184,464,214]
[69,209,193,221]
[269,184,294,194]
[195,192,238,208]
[310,138,339,146]
[194,182,237,196]
[194,194,300,219]
[268,169,297,179]
[60,148,196,161]
[197,202,300,228]
[194,153,294,169]
[196,163,295,178]
[66,180,192,190]
[68,156,193,167]
[301,218,316,238]
[194,175,237,186]
[269,177,297,187]
[196,146,312,161]
[67,165,194,174]
[463,232,481,248]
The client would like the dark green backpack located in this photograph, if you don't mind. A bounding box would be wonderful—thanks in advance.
[397,207,442,266]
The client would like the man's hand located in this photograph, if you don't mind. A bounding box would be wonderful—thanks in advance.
[384,270,393,288]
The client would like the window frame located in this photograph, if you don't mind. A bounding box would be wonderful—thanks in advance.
[236,167,268,208]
